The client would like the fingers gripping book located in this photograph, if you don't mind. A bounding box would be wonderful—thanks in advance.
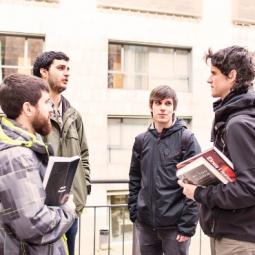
[43,155,80,206]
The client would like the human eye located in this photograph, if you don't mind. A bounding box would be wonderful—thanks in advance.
[57,65,65,71]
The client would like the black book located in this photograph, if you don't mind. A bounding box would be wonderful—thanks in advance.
[43,155,80,206]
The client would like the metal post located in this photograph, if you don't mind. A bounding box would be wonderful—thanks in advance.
[108,206,111,255]
[93,207,96,255]
[122,207,125,255]
[132,224,141,255]
[78,217,81,255]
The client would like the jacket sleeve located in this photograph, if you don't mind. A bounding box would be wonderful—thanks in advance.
[128,136,142,223]
[0,147,75,245]
[195,119,255,210]
[76,113,91,189]
[177,133,201,236]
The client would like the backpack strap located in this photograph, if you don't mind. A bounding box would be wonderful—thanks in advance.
[181,128,192,156]
[137,133,145,155]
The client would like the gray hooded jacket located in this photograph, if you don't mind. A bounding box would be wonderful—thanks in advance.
[0,116,75,255]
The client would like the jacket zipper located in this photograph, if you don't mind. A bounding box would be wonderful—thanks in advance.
[151,137,161,229]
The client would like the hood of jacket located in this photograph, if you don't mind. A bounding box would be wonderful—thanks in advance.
[0,116,50,163]
[149,118,188,138]
[211,90,255,141]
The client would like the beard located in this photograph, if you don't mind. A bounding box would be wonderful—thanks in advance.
[32,114,52,136]
[48,80,67,94]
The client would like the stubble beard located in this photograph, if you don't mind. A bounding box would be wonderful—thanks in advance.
[49,80,67,94]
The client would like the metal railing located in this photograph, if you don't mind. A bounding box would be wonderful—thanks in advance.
[79,179,131,255]
[78,179,203,255]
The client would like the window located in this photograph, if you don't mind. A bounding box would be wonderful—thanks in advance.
[108,116,151,164]
[107,116,192,164]
[233,0,255,25]
[0,34,44,80]
[108,43,191,92]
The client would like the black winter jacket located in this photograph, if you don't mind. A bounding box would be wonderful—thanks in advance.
[128,119,201,236]
[194,90,255,242]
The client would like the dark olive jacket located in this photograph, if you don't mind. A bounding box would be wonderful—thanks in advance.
[44,96,90,216]
[128,119,201,236]
[194,90,255,242]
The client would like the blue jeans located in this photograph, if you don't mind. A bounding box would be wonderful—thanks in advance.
[66,218,78,255]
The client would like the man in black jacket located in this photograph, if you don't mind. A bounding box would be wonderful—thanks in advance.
[128,85,201,255]
[179,46,255,255]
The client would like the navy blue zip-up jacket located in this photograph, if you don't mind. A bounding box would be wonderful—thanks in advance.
[128,119,201,237]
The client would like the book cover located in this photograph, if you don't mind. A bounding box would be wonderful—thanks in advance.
[43,155,80,206]
[176,147,236,186]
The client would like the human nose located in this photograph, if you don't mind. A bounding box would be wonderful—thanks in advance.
[160,103,166,110]
[207,76,212,84]
[64,68,70,76]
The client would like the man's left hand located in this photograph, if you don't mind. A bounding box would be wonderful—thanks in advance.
[177,180,197,201]
[176,234,190,242]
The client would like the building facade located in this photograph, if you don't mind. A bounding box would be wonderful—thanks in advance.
[1,0,255,254]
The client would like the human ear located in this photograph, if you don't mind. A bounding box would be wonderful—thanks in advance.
[22,102,34,117]
[228,69,237,82]
[40,68,48,80]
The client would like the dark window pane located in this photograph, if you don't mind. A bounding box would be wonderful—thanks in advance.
[0,36,25,66]
[108,44,121,71]
[28,38,44,66]
[108,73,123,88]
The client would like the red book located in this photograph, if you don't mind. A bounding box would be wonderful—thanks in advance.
[176,147,236,186]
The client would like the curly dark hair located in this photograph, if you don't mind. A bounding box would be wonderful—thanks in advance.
[205,46,255,93]
[33,51,69,77]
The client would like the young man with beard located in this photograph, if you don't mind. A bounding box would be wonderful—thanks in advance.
[178,46,255,255]
[128,85,201,255]
[0,73,76,255]
[33,51,91,255]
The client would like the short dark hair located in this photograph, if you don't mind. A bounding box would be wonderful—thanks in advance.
[149,85,178,110]
[33,51,69,77]
[0,73,49,119]
[205,46,255,93]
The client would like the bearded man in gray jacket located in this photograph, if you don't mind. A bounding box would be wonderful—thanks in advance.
[0,74,75,255]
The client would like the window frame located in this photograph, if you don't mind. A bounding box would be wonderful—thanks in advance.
[0,33,45,80]
[108,41,192,91]
[107,115,151,164]
[107,115,192,164]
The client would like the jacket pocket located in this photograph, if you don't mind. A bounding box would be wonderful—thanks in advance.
[66,127,79,140]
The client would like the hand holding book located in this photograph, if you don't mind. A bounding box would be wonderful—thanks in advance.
[177,180,197,201]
